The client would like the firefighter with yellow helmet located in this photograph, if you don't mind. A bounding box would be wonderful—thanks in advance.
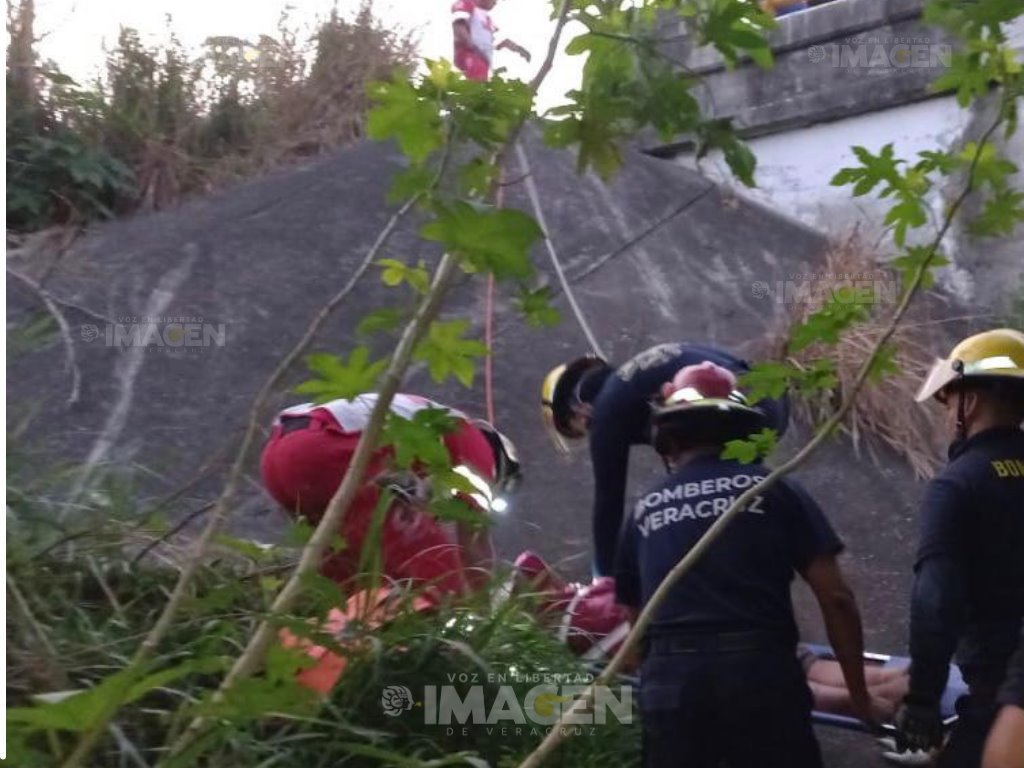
[895,328,1024,766]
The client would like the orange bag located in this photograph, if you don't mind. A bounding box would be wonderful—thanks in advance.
[280,587,436,695]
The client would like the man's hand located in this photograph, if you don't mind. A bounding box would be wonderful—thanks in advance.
[895,699,943,753]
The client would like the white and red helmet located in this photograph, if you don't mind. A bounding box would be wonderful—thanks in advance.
[651,362,769,454]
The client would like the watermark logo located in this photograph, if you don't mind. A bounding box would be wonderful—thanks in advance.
[81,317,227,352]
[807,36,951,72]
[380,672,633,734]
[381,685,415,717]
[751,273,900,306]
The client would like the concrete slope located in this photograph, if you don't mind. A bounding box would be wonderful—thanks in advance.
[8,130,935,766]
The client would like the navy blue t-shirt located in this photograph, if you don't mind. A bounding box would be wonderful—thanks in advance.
[589,342,790,576]
[614,456,841,643]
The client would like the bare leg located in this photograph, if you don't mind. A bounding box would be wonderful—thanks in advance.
[807,659,905,720]
[808,658,907,688]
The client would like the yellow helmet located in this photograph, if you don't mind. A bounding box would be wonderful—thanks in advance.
[916,328,1024,403]
[540,355,609,452]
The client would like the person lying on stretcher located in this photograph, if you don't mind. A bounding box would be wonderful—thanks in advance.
[511,549,908,720]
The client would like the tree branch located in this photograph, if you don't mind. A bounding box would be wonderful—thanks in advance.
[57,166,438,768]
[8,266,82,406]
[515,99,1007,768]
[162,4,573,760]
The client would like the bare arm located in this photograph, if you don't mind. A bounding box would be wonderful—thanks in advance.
[803,554,876,726]
[496,38,531,61]
[983,706,1024,768]
[453,20,473,48]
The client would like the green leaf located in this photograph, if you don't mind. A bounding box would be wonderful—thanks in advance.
[356,307,406,337]
[388,164,435,205]
[8,659,222,733]
[380,408,458,469]
[722,136,757,188]
[283,518,315,547]
[366,78,443,164]
[458,158,499,199]
[200,664,318,723]
[212,534,273,561]
[697,118,757,187]
[960,141,1018,190]
[968,188,1024,237]
[721,437,758,464]
[800,359,839,394]
[884,197,928,246]
[578,118,624,179]
[789,299,869,353]
[721,428,778,464]
[421,202,543,280]
[295,348,387,402]
[378,258,430,294]
[890,245,949,291]
[867,343,900,383]
[516,285,562,328]
[413,319,488,387]
[445,73,534,149]
[740,362,799,403]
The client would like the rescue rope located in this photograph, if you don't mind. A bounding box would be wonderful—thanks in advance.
[515,141,606,360]
[484,273,496,424]
[483,176,505,426]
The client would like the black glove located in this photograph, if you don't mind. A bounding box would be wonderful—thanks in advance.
[894,699,943,753]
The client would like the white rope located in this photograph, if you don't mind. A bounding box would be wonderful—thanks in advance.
[515,142,606,359]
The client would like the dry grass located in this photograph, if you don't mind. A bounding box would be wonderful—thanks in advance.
[766,235,953,480]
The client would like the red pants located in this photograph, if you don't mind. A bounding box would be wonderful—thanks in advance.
[260,409,467,594]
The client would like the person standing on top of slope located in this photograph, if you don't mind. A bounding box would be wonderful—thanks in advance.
[451,0,530,82]
[541,343,790,576]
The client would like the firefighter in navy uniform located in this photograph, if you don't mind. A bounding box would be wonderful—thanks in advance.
[614,362,877,768]
[895,328,1024,766]
[541,343,790,577]
[982,631,1024,768]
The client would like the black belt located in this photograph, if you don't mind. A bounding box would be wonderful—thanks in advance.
[646,630,791,656]
[280,415,313,434]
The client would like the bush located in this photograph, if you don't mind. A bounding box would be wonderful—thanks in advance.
[5,489,640,767]
[5,1,417,232]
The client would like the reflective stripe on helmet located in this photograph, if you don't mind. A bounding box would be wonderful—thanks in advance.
[664,387,750,408]
[453,464,494,510]
[963,355,1019,374]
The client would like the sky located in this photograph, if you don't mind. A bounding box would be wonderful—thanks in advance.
[33,0,585,110]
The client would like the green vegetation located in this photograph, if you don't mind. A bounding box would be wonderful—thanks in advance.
[6,1,415,231]
[6,493,639,767]
[6,0,1022,766]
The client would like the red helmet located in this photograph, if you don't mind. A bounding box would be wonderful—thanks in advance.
[651,362,768,454]
[660,361,738,403]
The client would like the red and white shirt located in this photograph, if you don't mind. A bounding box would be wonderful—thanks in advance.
[275,393,496,509]
[452,0,496,81]
[276,393,466,431]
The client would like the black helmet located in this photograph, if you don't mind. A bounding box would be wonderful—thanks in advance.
[540,354,611,450]
[473,420,522,494]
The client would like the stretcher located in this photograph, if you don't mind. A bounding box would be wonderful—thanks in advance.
[595,645,966,736]
[802,644,965,734]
